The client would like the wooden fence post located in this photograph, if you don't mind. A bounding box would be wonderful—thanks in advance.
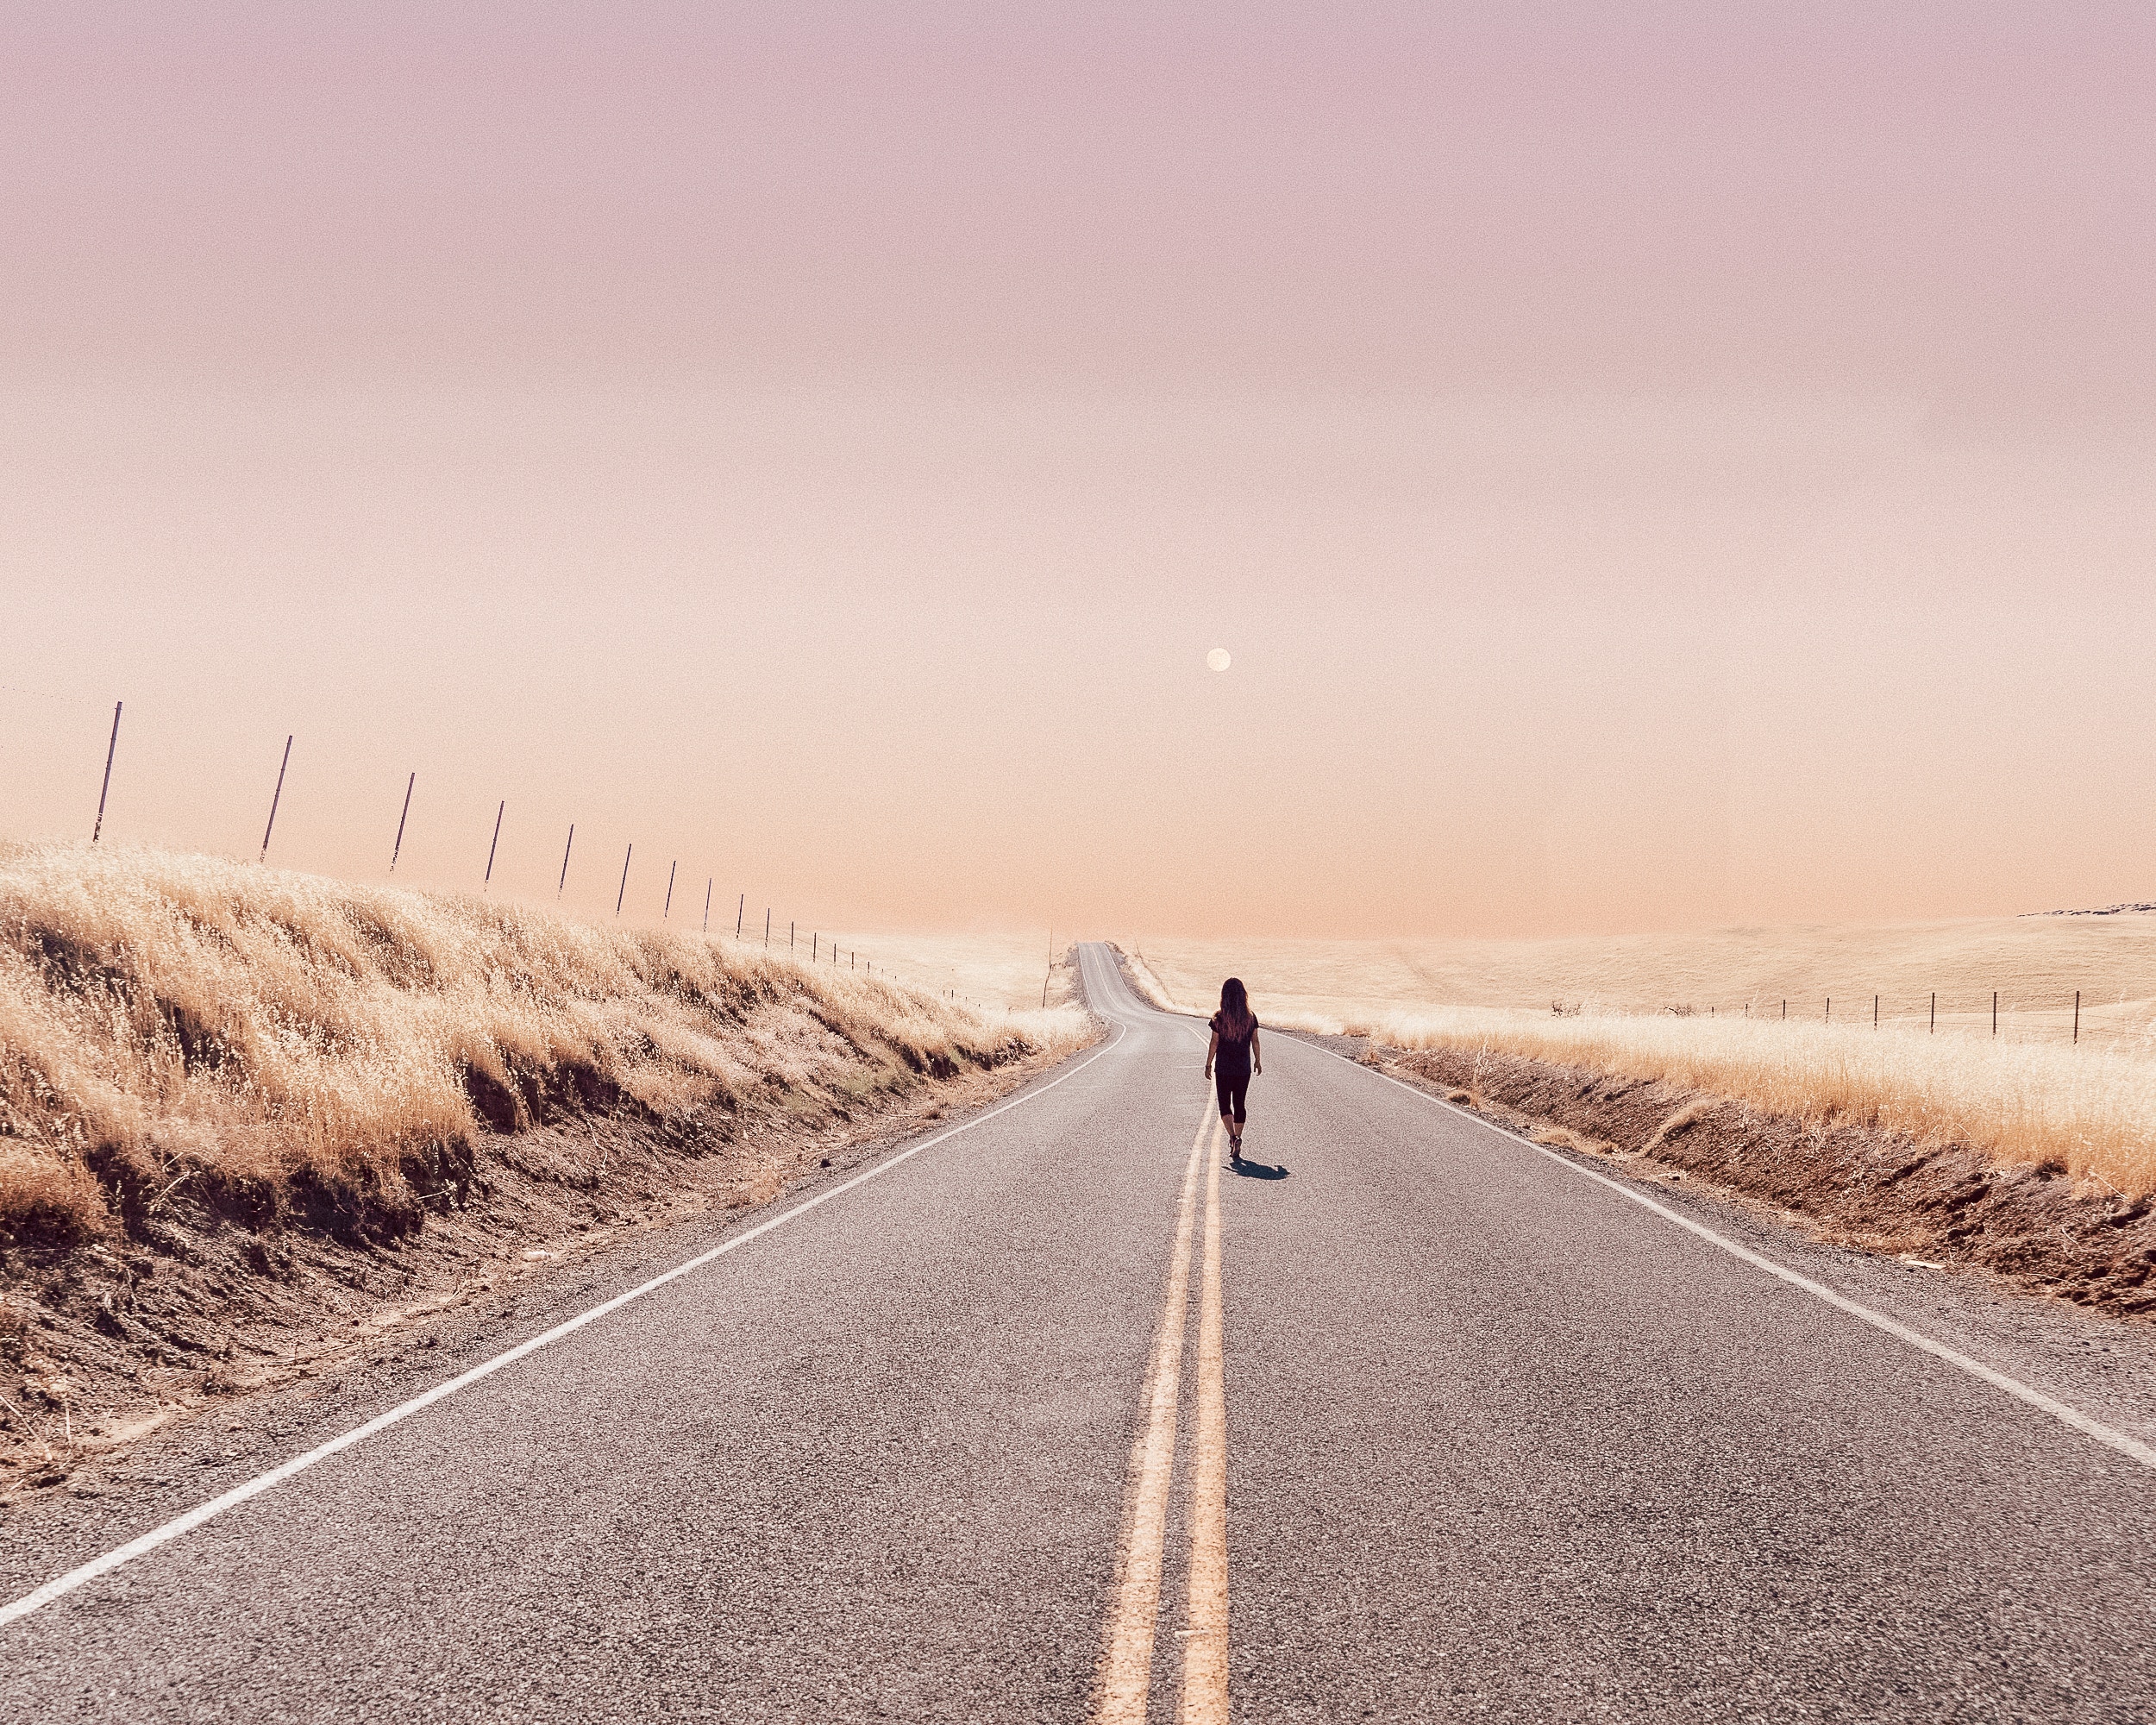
[391,771,415,871]
[91,700,122,843]
[260,735,293,863]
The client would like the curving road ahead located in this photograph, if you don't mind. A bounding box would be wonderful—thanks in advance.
[5,943,2156,1720]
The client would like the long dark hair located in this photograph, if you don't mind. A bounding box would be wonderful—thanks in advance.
[1218,976,1254,1037]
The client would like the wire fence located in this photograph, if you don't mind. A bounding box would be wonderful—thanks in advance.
[53,700,1014,1014]
[1545,989,2153,1053]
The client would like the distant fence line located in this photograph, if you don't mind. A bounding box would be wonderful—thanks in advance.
[1553,989,2111,1046]
[66,702,1012,1014]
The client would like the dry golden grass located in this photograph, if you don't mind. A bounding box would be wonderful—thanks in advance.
[0,842,1091,1248]
[1131,923,2156,1195]
[1359,1007,2156,1195]
[1133,917,2156,1051]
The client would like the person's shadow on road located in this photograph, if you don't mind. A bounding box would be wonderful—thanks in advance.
[1229,1157,1288,1180]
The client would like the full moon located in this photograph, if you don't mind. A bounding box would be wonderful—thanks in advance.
[1206,648,1232,672]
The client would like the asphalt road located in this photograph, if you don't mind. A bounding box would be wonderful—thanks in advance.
[5,943,2156,1720]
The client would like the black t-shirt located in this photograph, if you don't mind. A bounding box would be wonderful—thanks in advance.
[1210,1012,1258,1075]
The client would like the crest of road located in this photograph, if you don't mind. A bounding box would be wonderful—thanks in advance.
[5,944,2155,1718]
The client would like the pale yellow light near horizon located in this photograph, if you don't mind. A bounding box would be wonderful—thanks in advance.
[1206,649,1232,673]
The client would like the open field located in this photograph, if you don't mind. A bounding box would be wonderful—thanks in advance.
[1132,917,2156,1051]
[1128,920,2156,1196]
[0,842,1090,1251]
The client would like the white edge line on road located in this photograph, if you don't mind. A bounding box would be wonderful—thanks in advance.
[1306,1039,2156,1472]
[0,1018,1129,1632]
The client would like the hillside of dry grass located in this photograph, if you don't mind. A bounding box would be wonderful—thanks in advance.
[0,843,1086,1255]
[1344,1007,2156,1197]
[0,844,1094,1488]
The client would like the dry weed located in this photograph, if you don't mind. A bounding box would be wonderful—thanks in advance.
[1642,1099,1712,1156]
[1366,1006,2156,1195]
[0,843,1093,1247]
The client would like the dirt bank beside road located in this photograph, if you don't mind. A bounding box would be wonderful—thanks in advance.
[1369,1041,2156,1321]
[0,843,1096,1501]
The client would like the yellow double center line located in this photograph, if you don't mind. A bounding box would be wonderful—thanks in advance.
[1093,1099,1232,1724]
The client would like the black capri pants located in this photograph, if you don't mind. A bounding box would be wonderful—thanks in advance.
[1214,1064,1250,1124]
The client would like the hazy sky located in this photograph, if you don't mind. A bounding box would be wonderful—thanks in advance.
[4,3,2152,938]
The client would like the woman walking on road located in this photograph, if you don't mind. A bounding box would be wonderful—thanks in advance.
[1205,977,1262,1163]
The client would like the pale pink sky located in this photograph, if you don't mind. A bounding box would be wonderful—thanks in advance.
[3,3,2152,937]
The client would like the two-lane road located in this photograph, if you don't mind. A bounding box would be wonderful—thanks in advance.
[6,943,2155,1719]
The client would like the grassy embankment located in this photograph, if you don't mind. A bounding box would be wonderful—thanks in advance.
[0,842,1092,1253]
[1130,924,2156,1196]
